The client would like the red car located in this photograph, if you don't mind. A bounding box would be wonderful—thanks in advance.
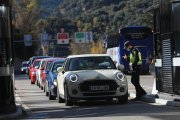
[29,59,42,84]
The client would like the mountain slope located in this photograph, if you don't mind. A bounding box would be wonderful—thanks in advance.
[59,0,153,32]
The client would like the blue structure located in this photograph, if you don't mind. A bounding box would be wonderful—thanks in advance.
[119,26,154,74]
[106,27,153,74]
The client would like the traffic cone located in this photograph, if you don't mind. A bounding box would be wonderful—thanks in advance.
[152,78,158,95]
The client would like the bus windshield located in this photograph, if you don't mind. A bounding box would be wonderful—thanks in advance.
[121,27,152,40]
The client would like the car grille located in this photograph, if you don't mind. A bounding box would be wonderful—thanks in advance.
[79,80,118,92]
[83,92,116,96]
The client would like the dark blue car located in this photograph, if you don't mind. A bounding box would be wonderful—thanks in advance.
[45,59,65,100]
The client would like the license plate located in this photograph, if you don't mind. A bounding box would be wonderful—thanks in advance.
[90,85,109,91]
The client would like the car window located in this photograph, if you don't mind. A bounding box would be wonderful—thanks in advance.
[37,61,41,69]
[45,61,53,72]
[52,62,64,73]
[29,58,33,65]
[40,61,46,68]
[68,56,116,71]
[63,59,69,71]
[22,62,27,67]
[33,61,40,68]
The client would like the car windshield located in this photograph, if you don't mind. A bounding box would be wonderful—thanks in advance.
[33,61,40,68]
[46,61,53,72]
[52,62,64,73]
[22,62,27,67]
[69,56,116,71]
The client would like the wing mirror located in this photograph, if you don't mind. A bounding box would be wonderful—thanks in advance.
[117,64,124,71]
[57,67,65,74]
[43,71,48,74]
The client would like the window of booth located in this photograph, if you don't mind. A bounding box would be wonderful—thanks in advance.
[172,2,180,56]
[154,8,162,59]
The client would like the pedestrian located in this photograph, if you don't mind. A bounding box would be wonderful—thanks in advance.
[123,41,147,101]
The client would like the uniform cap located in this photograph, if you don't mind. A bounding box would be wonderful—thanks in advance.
[124,41,133,49]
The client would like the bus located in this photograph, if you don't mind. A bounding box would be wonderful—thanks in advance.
[106,26,154,74]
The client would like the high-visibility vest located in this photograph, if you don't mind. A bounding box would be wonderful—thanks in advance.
[129,48,142,65]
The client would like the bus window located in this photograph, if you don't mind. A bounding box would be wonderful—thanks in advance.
[172,3,180,56]
[121,27,152,40]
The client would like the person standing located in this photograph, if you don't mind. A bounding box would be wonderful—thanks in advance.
[123,41,147,101]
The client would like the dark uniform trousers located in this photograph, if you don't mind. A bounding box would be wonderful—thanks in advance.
[131,64,147,98]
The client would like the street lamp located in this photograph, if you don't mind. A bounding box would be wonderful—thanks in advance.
[0,0,16,114]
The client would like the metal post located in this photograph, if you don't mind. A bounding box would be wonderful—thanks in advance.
[0,0,16,114]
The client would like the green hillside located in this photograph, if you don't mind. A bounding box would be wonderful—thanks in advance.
[59,0,153,33]
[38,0,61,17]
[12,0,153,57]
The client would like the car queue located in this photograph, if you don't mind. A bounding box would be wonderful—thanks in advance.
[24,54,128,106]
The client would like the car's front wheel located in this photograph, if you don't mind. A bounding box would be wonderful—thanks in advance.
[64,84,73,106]
[36,79,38,86]
[45,82,49,96]
[49,84,56,100]
[31,81,35,84]
[118,92,128,104]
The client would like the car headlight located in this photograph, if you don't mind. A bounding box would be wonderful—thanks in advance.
[116,72,124,81]
[53,79,57,86]
[69,74,78,83]
[32,72,36,75]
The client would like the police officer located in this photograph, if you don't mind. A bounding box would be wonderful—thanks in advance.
[123,41,147,101]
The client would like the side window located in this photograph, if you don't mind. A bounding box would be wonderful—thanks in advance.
[63,59,69,71]
[46,62,53,72]
[172,3,180,56]
[37,61,41,69]
[41,61,46,68]
[154,8,162,59]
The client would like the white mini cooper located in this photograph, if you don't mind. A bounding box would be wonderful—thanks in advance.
[56,54,128,106]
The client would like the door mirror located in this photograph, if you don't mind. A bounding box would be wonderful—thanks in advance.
[117,64,124,71]
[57,67,63,73]
[43,71,48,74]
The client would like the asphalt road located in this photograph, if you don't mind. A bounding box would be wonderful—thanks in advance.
[14,74,180,120]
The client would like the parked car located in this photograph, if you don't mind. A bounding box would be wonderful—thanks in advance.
[20,61,28,74]
[29,59,42,84]
[27,56,51,77]
[36,57,62,90]
[45,59,65,100]
[56,54,128,106]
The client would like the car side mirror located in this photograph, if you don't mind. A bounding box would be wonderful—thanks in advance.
[57,67,63,73]
[43,71,48,74]
[113,60,117,65]
[117,64,124,71]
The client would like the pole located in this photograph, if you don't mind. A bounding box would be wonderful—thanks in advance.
[0,0,16,114]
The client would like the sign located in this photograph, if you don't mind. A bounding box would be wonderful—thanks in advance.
[86,32,93,43]
[57,33,69,44]
[24,34,32,46]
[41,33,49,46]
[75,32,85,43]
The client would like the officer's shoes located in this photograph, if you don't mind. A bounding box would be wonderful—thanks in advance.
[131,93,147,101]
[131,97,141,101]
